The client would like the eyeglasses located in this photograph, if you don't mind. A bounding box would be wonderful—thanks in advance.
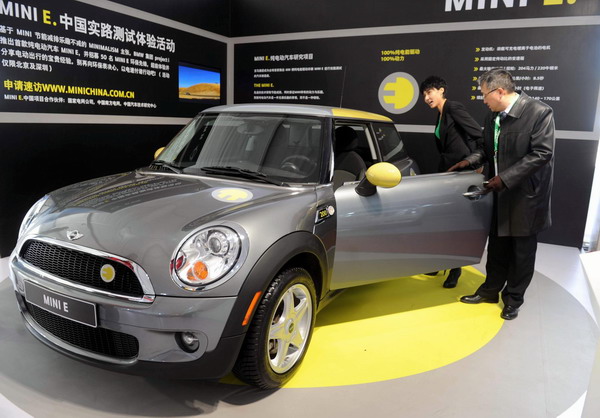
[482,88,498,99]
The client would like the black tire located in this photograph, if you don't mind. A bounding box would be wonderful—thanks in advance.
[233,267,316,389]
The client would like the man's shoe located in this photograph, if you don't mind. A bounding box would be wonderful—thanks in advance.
[501,305,519,320]
[443,268,461,288]
[460,294,499,304]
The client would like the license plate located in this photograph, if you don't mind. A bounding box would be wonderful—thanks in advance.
[25,281,97,328]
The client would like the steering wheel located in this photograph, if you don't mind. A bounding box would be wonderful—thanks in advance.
[280,155,316,174]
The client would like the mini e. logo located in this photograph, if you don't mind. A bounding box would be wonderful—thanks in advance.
[100,264,116,283]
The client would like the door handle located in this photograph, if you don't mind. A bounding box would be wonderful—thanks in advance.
[463,187,487,200]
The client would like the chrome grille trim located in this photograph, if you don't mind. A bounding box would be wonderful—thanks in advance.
[16,235,155,303]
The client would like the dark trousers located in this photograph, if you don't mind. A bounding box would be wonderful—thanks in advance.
[476,233,538,308]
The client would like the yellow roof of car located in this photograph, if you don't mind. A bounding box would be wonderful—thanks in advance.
[203,104,393,122]
[329,108,392,122]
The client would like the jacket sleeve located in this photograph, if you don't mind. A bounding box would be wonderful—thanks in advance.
[446,101,484,167]
[499,104,555,189]
[446,101,483,142]
[463,112,490,168]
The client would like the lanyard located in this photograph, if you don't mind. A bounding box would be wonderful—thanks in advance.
[493,114,501,175]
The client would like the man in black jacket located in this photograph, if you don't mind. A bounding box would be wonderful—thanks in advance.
[448,68,555,320]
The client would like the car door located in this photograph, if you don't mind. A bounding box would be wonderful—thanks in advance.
[330,126,491,290]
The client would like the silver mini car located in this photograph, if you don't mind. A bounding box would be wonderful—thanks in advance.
[9,104,491,389]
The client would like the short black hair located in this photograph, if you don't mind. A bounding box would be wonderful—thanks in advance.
[479,68,516,93]
[420,76,447,95]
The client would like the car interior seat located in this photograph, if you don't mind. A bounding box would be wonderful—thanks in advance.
[333,126,367,189]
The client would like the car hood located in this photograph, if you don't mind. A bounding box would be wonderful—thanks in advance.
[45,170,289,219]
[22,170,317,294]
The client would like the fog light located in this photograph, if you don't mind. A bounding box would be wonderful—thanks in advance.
[176,331,200,352]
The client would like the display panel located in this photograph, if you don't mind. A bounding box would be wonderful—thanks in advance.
[0,0,226,117]
[235,25,600,131]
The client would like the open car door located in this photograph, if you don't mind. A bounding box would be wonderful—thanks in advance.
[330,171,491,289]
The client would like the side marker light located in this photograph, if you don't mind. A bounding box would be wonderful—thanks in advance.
[242,291,262,326]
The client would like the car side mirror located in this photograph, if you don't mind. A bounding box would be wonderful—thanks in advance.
[154,147,165,160]
[355,162,402,196]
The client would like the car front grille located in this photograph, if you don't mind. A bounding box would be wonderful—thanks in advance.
[20,240,144,297]
[25,301,139,359]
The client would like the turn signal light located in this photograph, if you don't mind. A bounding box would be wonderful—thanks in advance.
[187,261,209,282]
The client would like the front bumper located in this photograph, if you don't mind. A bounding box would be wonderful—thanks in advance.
[9,254,244,380]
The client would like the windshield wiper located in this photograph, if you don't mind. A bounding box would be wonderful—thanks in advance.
[150,160,183,174]
[201,166,288,187]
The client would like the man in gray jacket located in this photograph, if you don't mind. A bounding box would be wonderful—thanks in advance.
[448,68,555,320]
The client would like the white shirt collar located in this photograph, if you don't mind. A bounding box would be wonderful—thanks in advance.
[503,93,520,115]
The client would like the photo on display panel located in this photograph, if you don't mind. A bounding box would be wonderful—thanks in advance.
[178,62,221,103]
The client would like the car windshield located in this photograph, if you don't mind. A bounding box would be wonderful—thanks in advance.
[153,112,324,184]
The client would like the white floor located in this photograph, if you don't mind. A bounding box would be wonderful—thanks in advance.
[472,243,597,418]
[0,243,598,418]
[0,257,8,286]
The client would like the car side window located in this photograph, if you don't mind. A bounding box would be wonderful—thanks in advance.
[373,122,409,164]
[334,124,377,166]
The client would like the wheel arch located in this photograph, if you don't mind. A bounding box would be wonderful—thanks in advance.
[279,252,323,302]
[221,231,328,338]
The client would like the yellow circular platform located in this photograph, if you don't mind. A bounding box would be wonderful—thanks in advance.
[225,266,504,388]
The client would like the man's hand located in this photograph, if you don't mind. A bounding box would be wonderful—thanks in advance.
[484,175,505,192]
[447,160,470,172]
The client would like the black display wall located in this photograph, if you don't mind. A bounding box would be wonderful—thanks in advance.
[545,139,598,248]
[231,0,600,36]
[0,0,227,256]
[0,124,182,255]
[112,0,230,36]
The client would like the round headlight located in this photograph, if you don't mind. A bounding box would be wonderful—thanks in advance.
[172,226,241,289]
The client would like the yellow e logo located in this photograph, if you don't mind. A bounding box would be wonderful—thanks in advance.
[378,72,419,115]
[42,9,52,24]
[211,188,254,203]
[543,0,576,5]
[100,264,116,283]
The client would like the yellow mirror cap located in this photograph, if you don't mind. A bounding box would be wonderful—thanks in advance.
[366,162,402,188]
[154,147,165,159]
